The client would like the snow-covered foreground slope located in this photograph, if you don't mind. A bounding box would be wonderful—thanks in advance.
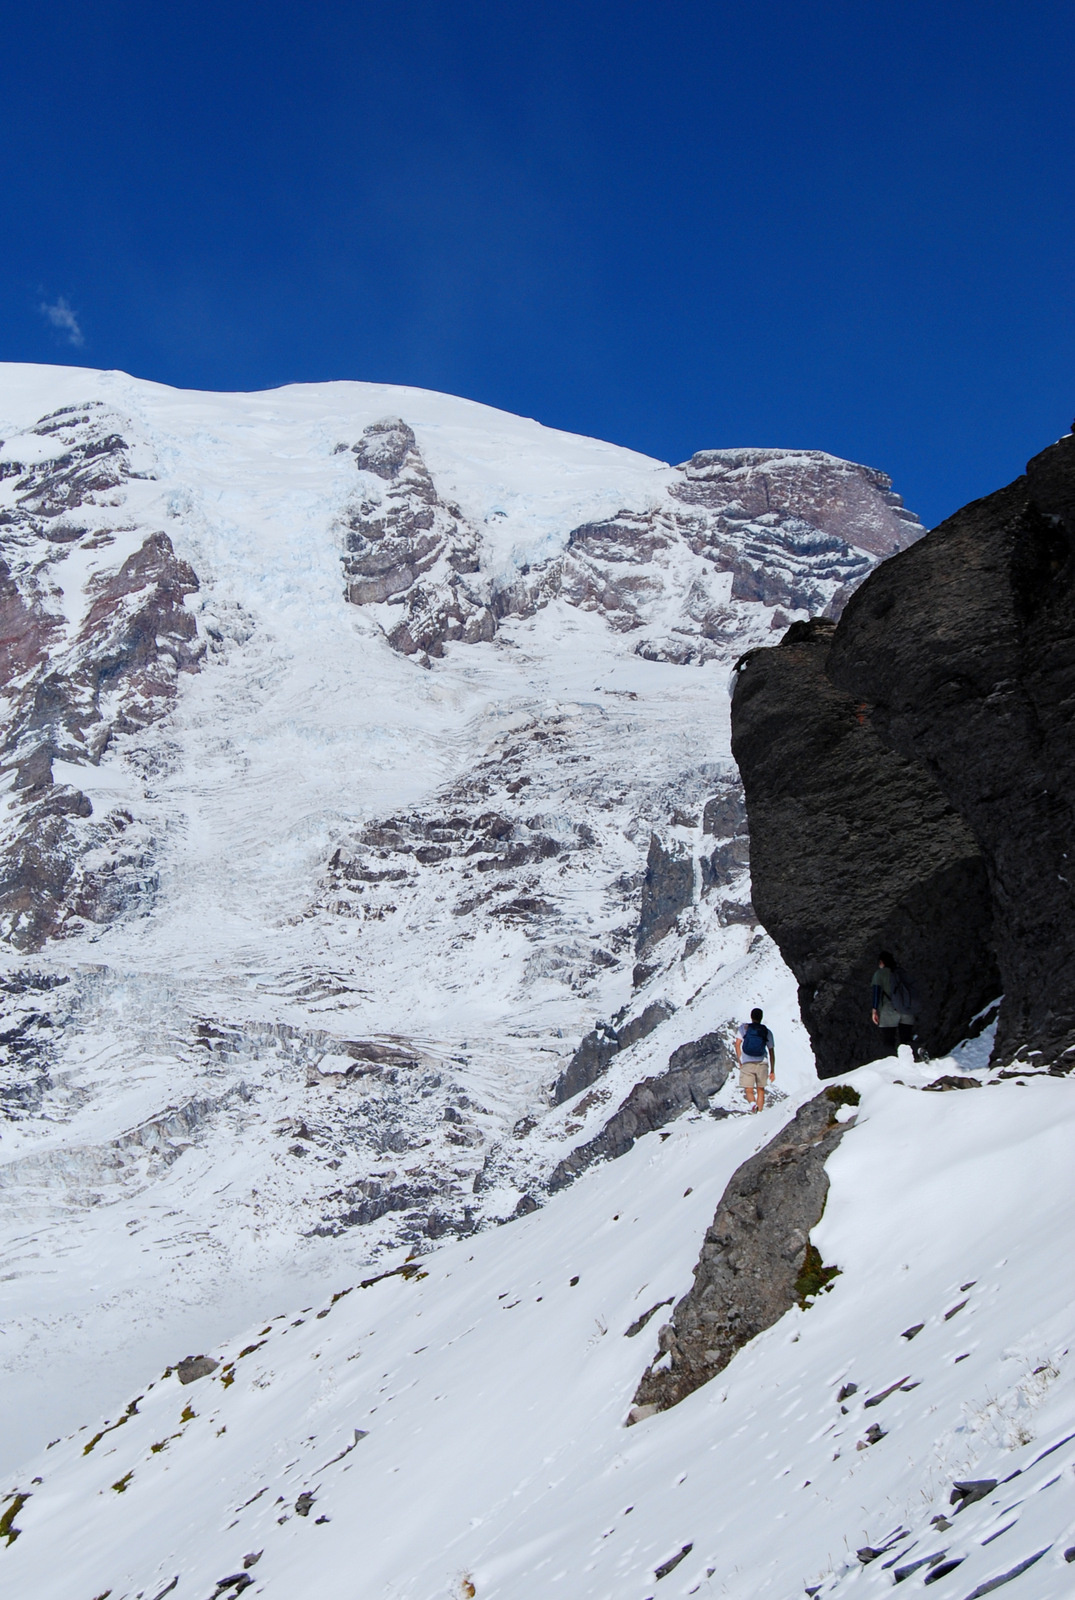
[3,1055,1073,1600]
[0,365,925,1472]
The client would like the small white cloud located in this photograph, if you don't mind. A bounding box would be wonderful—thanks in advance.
[40,296,84,347]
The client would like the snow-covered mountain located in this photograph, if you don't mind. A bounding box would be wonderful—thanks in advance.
[0,365,923,1455]
[5,368,1071,1600]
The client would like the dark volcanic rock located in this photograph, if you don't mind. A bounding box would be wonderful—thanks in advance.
[636,833,694,953]
[731,618,999,1076]
[827,434,1075,1069]
[631,1091,851,1413]
[702,787,747,837]
[547,1033,733,1191]
[551,1000,673,1105]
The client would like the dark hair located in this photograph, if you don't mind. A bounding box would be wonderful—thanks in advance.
[877,950,896,968]
[750,1007,763,1022]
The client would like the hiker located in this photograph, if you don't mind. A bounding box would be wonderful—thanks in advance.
[735,1007,775,1112]
[871,950,916,1054]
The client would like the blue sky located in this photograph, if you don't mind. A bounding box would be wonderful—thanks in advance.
[2,0,1071,526]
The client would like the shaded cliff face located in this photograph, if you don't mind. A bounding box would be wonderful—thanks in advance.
[732,432,1075,1073]
[731,619,999,1076]
[828,433,1075,1069]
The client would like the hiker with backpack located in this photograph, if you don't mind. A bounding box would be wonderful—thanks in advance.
[735,1007,775,1112]
[871,950,916,1054]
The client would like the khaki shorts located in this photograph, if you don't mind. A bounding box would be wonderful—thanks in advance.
[739,1061,769,1090]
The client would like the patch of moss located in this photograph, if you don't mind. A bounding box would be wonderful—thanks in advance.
[111,1472,133,1494]
[220,1365,236,1389]
[0,1492,29,1545]
[794,1244,841,1307]
[824,1084,861,1112]
[179,1405,196,1423]
[82,1397,142,1456]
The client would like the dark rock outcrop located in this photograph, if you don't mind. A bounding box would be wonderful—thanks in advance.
[730,618,999,1075]
[547,1032,733,1191]
[551,1000,673,1105]
[733,431,1075,1072]
[632,1090,852,1413]
[702,787,747,837]
[635,833,694,953]
[827,434,1075,1068]
[0,532,200,949]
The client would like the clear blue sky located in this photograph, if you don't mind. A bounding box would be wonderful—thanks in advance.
[2,0,1071,527]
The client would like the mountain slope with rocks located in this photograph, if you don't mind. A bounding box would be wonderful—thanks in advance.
[0,364,923,1476]
[6,370,1072,1600]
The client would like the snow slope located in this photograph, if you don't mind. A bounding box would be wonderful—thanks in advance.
[3,1053,1073,1600]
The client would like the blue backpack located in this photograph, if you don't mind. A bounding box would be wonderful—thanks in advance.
[742,1021,768,1058]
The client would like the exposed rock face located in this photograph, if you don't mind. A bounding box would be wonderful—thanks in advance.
[635,833,694,954]
[0,402,203,948]
[176,1355,219,1384]
[827,434,1075,1068]
[547,1032,733,1191]
[339,419,495,657]
[341,427,924,660]
[632,1090,852,1413]
[732,432,1075,1072]
[551,1000,674,1105]
[731,618,999,1076]
[669,447,922,558]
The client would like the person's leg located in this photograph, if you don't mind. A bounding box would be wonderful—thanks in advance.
[879,1025,898,1054]
[898,1022,915,1046]
[757,1082,766,1111]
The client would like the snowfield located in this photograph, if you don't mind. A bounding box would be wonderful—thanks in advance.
[0,367,1070,1600]
[3,1054,1074,1600]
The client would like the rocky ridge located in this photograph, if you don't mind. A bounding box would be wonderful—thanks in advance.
[0,401,202,949]
[339,419,923,665]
